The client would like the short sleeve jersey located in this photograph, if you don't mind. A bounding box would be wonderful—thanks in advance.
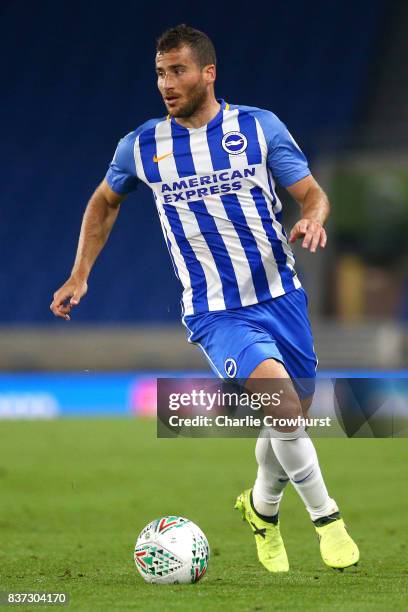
[106,100,310,316]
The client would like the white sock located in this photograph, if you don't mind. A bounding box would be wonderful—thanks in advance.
[271,430,338,521]
[252,431,290,517]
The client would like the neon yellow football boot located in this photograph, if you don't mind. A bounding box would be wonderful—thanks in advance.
[235,489,289,572]
[315,516,359,570]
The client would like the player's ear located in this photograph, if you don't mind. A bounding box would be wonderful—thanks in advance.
[203,64,216,85]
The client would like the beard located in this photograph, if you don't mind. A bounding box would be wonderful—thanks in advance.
[170,81,208,118]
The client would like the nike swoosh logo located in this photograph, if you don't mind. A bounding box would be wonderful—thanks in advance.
[153,152,173,163]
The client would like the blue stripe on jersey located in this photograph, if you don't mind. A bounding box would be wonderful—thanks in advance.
[163,204,209,313]
[139,127,162,183]
[238,111,262,165]
[171,122,196,178]
[188,199,242,309]
[206,120,230,171]
[220,194,272,302]
[250,186,296,293]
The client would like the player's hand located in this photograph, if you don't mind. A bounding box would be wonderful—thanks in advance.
[289,219,327,253]
[50,276,88,321]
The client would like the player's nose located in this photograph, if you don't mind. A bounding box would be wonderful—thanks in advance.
[163,74,176,89]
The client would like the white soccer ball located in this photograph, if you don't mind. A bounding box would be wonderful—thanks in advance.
[134,516,210,584]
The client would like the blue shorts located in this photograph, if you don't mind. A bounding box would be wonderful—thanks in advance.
[183,288,317,398]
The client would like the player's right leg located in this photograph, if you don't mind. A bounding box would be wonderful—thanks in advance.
[233,428,289,572]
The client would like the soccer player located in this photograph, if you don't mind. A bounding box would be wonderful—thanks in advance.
[50,24,359,572]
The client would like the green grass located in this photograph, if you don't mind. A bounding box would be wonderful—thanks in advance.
[0,419,407,611]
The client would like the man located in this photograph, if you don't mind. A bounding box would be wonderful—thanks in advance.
[51,24,359,572]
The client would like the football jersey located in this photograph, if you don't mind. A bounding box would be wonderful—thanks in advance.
[106,99,310,316]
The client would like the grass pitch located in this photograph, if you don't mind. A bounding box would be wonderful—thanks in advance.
[1,419,407,611]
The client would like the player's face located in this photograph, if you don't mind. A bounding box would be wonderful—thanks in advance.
[156,45,215,118]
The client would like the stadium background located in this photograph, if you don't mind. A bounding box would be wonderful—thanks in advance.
[2,2,408,609]
[1,0,407,416]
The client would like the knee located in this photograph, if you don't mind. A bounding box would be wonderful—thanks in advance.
[246,375,303,432]
[269,388,303,432]
[301,395,314,417]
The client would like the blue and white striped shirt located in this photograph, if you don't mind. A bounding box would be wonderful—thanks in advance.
[106,100,310,316]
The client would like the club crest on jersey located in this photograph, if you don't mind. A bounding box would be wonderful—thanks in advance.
[221,131,248,155]
[224,358,237,378]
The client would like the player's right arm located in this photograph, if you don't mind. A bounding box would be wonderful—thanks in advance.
[50,126,143,320]
[50,180,126,320]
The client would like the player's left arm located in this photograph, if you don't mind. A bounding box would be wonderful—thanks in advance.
[259,110,330,253]
[286,175,330,253]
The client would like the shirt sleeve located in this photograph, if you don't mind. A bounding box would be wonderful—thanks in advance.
[257,111,311,188]
[105,132,140,195]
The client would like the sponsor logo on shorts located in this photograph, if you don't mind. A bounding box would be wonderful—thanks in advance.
[224,358,237,378]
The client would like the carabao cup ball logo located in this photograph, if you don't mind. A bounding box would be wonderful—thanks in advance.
[224,358,237,378]
[221,131,248,155]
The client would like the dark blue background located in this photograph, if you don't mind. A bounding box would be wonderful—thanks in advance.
[1,0,389,322]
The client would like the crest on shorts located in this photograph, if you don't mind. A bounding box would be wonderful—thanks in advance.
[224,358,237,378]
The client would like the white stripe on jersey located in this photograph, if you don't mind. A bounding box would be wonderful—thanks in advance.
[253,116,299,284]
[189,126,258,307]
[156,204,195,315]
[133,134,146,183]
[233,190,284,297]
[176,200,226,311]
[135,127,196,314]
[222,109,284,297]
[268,168,283,215]
[154,119,179,183]
[155,122,226,311]
[221,108,242,171]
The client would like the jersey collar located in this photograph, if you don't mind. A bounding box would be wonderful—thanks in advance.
[169,99,229,132]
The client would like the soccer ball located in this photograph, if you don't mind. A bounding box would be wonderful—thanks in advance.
[134,516,210,584]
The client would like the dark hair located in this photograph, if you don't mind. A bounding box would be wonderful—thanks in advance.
[156,24,216,68]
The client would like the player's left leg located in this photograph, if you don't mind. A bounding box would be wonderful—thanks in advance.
[246,358,340,520]
[246,357,359,570]
[250,393,312,526]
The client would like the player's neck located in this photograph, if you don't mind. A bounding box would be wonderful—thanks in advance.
[174,96,220,130]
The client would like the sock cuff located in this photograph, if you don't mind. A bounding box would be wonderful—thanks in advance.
[313,511,341,527]
[250,490,279,524]
[270,425,305,440]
